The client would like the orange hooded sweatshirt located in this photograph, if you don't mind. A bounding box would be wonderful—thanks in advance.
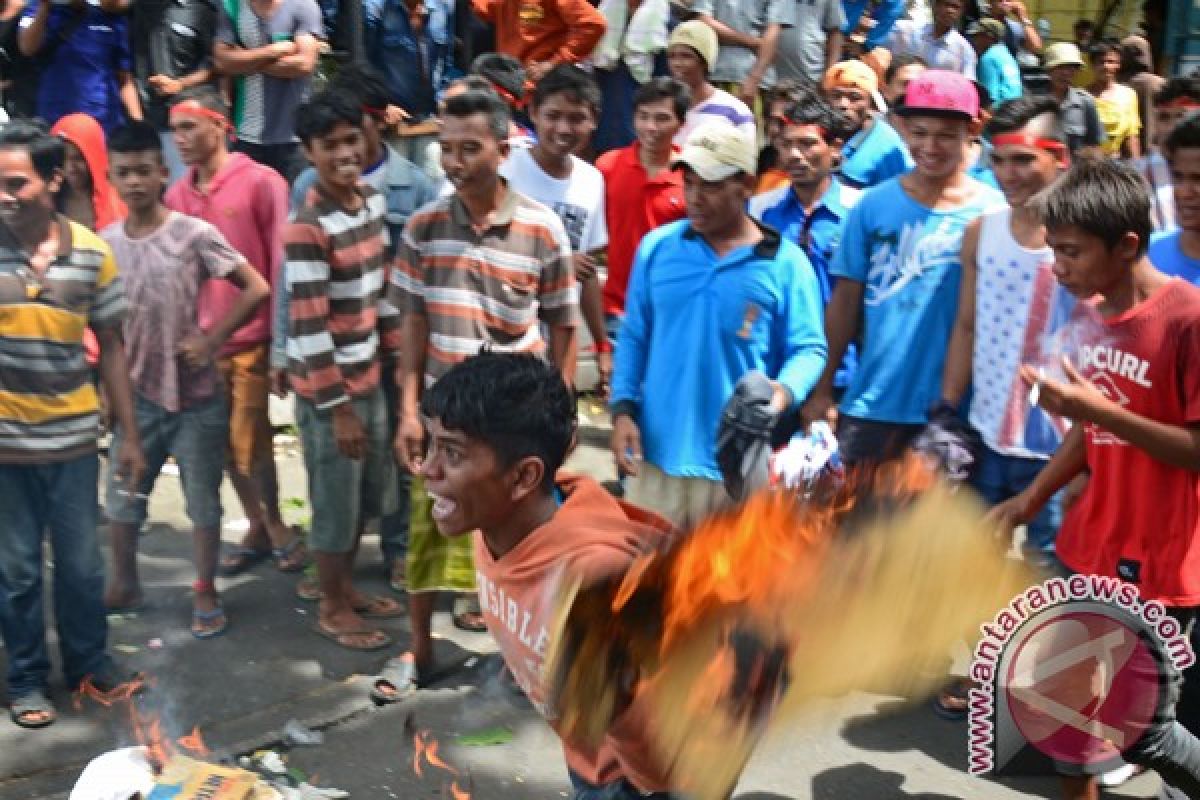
[51,113,127,231]
[473,473,674,792]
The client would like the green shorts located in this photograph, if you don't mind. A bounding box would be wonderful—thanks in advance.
[405,475,476,593]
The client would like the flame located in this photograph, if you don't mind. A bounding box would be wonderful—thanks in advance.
[177,725,210,757]
[130,703,174,769]
[410,726,471,799]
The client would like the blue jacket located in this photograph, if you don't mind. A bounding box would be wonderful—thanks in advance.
[365,0,456,119]
[611,220,827,480]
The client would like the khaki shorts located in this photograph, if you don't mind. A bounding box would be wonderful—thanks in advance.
[216,344,273,475]
[624,461,730,528]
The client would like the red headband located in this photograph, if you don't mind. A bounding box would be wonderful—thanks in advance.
[489,82,526,111]
[169,100,230,129]
[1159,97,1200,110]
[991,132,1070,167]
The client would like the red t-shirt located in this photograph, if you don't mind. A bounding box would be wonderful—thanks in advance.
[595,144,686,317]
[1056,278,1200,606]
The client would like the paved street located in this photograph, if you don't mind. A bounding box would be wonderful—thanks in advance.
[0,400,1168,799]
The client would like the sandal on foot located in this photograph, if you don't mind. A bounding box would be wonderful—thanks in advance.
[371,655,422,705]
[295,574,322,602]
[355,595,405,619]
[312,623,391,651]
[191,606,228,639]
[272,534,309,573]
[218,545,271,577]
[932,678,973,721]
[10,689,56,729]
[452,595,487,632]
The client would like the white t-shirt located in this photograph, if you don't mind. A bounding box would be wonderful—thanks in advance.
[500,148,608,253]
[674,88,758,148]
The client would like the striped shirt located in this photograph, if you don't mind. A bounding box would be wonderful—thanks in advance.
[285,186,401,409]
[389,187,579,385]
[0,219,125,464]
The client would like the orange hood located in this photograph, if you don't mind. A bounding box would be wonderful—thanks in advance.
[51,113,127,230]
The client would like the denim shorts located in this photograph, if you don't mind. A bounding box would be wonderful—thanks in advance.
[106,392,228,530]
[296,387,396,554]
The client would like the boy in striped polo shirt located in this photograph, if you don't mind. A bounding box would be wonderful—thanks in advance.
[0,120,145,729]
[373,87,579,699]
[286,93,402,652]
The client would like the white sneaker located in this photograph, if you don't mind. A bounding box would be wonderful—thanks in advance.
[1098,763,1137,787]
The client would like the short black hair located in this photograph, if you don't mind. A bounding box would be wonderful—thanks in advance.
[0,119,64,181]
[295,91,364,144]
[1155,76,1200,107]
[778,95,849,143]
[470,53,527,106]
[328,63,394,112]
[1164,111,1200,159]
[108,121,163,156]
[1074,18,1095,33]
[1031,156,1152,255]
[171,85,229,119]
[421,352,576,491]
[885,52,928,85]
[1089,37,1121,62]
[442,88,511,140]
[985,94,1062,138]
[632,77,690,122]
[531,64,601,115]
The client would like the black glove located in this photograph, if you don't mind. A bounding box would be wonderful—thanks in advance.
[716,371,778,501]
[912,405,983,483]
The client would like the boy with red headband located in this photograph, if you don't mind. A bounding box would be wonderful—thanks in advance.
[1139,77,1200,233]
[160,88,307,584]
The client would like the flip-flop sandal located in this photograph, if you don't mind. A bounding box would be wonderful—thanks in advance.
[10,689,56,729]
[452,611,487,633]
[272,534,309,573]
[81,664,145,695]
[355,595,405,619]
[312,623,392,651]
[295,574,322,602]
[218,545,272,577]
[191,606,228,639]
[371,656,422,705]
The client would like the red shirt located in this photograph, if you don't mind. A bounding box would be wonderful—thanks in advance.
[1056,279,1200,606]
[596,144,686,317]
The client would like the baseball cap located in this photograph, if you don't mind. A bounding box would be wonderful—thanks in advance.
[895,69,979,120]
[966,17,1006,38]
[672,122,757,181]
[822,59,879,95]
[1043,41,1085,69]
[668,20,719,74]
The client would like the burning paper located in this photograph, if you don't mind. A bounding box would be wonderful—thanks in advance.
[545,461,1037,799]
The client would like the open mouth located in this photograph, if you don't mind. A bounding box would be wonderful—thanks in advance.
[427,490,459,522]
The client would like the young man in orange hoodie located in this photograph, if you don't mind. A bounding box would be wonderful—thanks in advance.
[378,351,675,798]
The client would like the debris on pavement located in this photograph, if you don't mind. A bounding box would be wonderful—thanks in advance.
[283,719,325,747]
[455,726,514,747]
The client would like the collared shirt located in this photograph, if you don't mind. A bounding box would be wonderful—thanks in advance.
[839,114,913,190]
[774,0,845,84]
[285,186,399,409]
[388,185,579,386]
[0,219,125,464]
[610,219,827,479]
[21,2,133,132]
[886,19,977,79]
[749,178,860,388]
[1058,87,1106,155]
[595,142,686,317]
[690,0,795,86]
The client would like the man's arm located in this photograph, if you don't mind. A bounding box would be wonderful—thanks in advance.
[699,14,760,50]
[740,22,781,104]
[397,311,429,472]
[181,260,269,369]
[95,325,146,490]
[213,39,291,76]
[1010,1,1041,52]
[262,33,320,78]
[989,425,1087,531]
[800,277,861,428]
[117,71,143,121]
[609,237,656,475]
[17,0,50,57]
[552,0,606,65]
[773,252,828,412]
[940,217,979,408]
[823,28,844,73]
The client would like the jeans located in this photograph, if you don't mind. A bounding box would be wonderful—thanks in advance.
[569,771,673,800]
[0,453,110,697]
[970,445,1062,557]
[380,363,411,565]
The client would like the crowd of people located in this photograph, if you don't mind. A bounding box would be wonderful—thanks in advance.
[0,0,1199,797]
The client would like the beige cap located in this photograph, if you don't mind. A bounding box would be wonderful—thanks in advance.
[1043,41,1085,69]
[667,20,719,73]
[672,122,757,181]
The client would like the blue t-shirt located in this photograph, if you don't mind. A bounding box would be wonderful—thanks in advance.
[831,177,1003,423]
[840,115,913,190]
[22,2,132,132]
[749,178,861,388]
[979,42,1023,105]
[1149,230,1200,285]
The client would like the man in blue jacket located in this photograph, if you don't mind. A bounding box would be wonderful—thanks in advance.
[609,123,827,526]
